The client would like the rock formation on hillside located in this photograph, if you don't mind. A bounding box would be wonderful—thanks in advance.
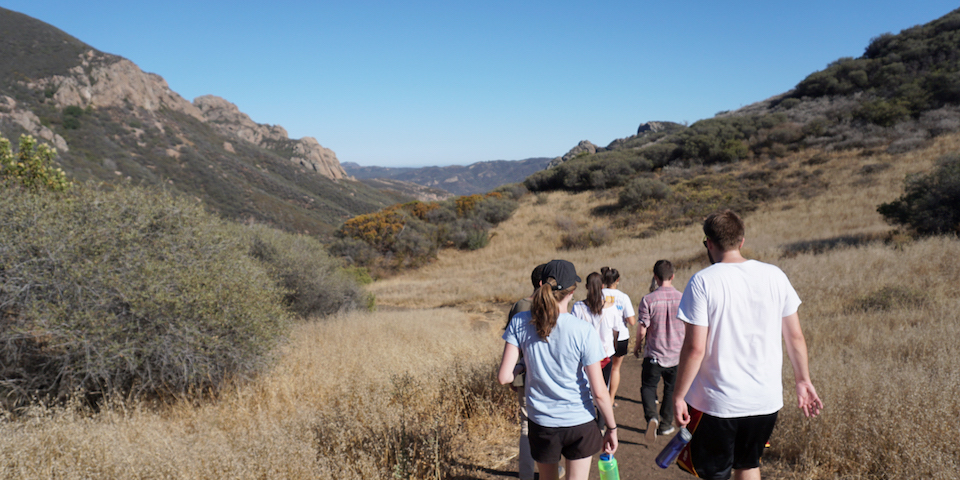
[10,48,347,181]
[637,121,670,135]
[193,95,346,180]
[0,95,68,151]
[26,52,204,121]
[546,140,598,169]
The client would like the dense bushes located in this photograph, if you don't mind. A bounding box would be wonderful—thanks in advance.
[330,194,518,274]
[0,185,291,404]
[618,177,671,211]
[793,8,960,123]
[237,224,374,317]
[0,133,373,405]
[878,152,960,235]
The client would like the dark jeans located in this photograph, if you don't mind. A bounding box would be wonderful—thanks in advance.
[641,357,677,427]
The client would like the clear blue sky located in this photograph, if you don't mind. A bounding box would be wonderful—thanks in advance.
[4,1,958,167]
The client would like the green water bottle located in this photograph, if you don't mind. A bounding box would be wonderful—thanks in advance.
[598,453,620,480]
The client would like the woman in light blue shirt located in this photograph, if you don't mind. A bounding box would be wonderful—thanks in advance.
[499,259,617,480]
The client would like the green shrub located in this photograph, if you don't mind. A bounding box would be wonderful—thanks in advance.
[877,152,960,235]
[618,178,671,210]
[0,184,291,404]
[0,134,70,192]
[640,142,678,169]
[491,182,527,200]
[475,196,518,224]
[855,99,912,127]
[236,223,374,318]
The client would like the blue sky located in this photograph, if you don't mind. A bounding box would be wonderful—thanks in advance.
[4,1,958,167]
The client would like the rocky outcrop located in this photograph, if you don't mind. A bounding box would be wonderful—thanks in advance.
[637,121,670,135]
[546,140,598,169]
[27,51,203,121]
[194,95,347,180]
[292,137,346,180]
[0,96,69,151]
[193,95,287,144]
[19,50,347,182]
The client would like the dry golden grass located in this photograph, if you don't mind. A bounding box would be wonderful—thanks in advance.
[0,309,513,479]
[765,236,960,479]
[4,133,960,479]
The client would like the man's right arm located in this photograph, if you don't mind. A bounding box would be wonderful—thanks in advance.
[782,312,824,417]
[673,322,707,427]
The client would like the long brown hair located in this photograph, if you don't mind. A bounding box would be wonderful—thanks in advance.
[585,272,604,315]
[531,277,576,340]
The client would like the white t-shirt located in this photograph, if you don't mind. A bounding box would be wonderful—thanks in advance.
[503,311,607,427]
[677,260,801,418]
[571,300,618,357]
[602,288,635,341]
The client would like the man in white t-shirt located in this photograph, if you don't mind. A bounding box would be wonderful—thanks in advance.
[672,210,824,480]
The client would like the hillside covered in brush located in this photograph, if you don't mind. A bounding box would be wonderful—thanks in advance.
[524,7,960,235]
[0,7,408,238]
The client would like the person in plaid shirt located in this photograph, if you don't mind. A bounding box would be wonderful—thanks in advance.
[634,259,685,442]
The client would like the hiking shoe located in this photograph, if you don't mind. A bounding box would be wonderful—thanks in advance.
[658,424,676,436]
[645,418,659,442]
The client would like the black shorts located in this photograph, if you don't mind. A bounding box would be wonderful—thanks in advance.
[677,406,778,479]
[528,419,603,463]
[613,338,629,357]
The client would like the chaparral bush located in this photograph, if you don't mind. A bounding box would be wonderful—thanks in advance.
[878,151,960,235]
[235,223,375,318]
[333,193,518,274]
[0,184,291,405]
[0,134,71,192]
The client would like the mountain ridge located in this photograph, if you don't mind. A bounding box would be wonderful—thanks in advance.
[0,6,394,238]
[342,156,552,196]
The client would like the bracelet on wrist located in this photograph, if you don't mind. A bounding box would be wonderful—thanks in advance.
[607,426,617,430]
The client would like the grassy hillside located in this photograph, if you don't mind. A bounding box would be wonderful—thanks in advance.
[522,8,960,238]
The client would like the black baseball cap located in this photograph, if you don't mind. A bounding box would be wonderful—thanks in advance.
[541,259,581,290]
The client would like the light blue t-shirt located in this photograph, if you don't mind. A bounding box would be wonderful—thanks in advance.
[503,311,607,427]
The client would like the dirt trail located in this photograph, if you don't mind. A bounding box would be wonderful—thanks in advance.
[472,354,692,480]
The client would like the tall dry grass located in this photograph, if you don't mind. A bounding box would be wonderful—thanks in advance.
[0,309,513,479]
[766,236,960,479]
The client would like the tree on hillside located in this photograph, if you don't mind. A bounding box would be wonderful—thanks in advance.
[877,152,960,235]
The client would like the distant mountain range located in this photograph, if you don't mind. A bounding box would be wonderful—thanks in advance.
[342,157,552,196]
[0,7,412,238]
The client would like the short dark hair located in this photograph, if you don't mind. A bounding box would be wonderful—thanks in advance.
[531,263,547,290]
[703,209,745,251]
[653,260,674,282]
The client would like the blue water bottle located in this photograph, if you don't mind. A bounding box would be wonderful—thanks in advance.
[655,427,692,469]
[598,453,620,480]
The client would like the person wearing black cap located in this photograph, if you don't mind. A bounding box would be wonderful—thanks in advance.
[499,259,618,480]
